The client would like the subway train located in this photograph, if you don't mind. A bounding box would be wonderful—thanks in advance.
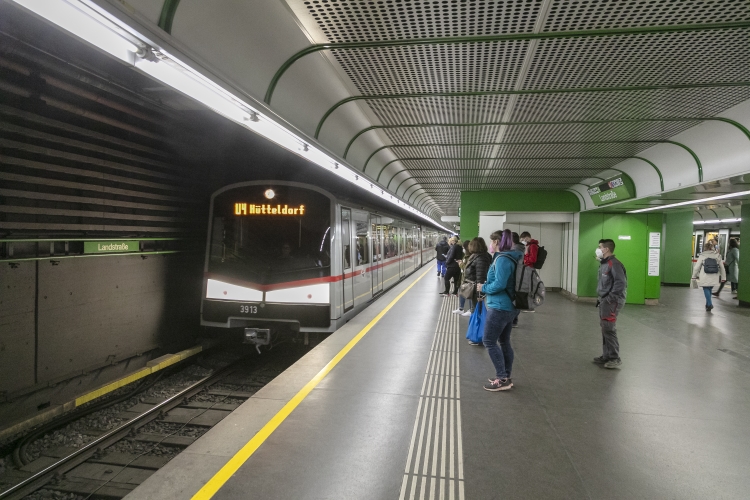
[200,180,448,345]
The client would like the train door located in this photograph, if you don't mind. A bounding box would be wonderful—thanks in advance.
[341,208,353,311]
[415,227,421,268]
[371,215,383,294]
[399,226,406,278]
[352,212,371,306]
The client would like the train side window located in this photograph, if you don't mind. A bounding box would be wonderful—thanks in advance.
[355,219,369,266]
[341,208,352,270]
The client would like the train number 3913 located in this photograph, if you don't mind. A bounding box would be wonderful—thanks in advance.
[240,305,258,314]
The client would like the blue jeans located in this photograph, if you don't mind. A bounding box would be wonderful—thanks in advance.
[482,307,516,380]
[437,260,446,276]
[459,294,473,312]
[703,287,714,307]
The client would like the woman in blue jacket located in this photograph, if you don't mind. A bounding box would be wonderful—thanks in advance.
[477,229,524,391]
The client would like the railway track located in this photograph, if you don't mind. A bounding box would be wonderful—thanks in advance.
[0,343,310,500]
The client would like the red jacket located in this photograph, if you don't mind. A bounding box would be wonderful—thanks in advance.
[523,239,539,268]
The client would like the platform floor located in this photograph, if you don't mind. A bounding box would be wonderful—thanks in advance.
[127,268,750,500]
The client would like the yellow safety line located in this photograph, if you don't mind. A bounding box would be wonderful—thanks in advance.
[192,266,433,499]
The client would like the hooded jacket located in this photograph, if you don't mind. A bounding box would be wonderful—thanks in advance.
[692,249,726,288]
[435,239,450,262]
[523,239,540,268]
[482,250,524,311]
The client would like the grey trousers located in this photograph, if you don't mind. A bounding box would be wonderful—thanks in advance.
[599,298,624,360]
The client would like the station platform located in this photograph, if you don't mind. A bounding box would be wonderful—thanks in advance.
[127,266,750,500]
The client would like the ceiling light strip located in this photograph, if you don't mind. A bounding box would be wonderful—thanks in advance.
[627,191,750,213]
[9,0,450,231]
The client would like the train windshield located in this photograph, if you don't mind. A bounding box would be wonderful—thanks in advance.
[208,185,331,285]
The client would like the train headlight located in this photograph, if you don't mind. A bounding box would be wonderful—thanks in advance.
[264,189,275,199]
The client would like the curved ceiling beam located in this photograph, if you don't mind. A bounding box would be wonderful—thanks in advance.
[414,192,430,208]
[403,184,422,201]
[566,189,586,211]
[264,20,750,103]
[663,140,703,182]
[386,170,410,191]
[157,0,181,34]
[343,117,750,159]
[396,178,420,197]
[632,156,664,191]
[315,81,750,139]
[407,188,427,204]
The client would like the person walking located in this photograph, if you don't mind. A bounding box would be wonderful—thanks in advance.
[478,229,524,391]
[435,236,449,277]
[441,236,464,296]
[455,237,492,317]
[713,238,739,298]
[593,239,628,369]
[693,240,726,311]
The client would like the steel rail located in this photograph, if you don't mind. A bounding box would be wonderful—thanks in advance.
[265,20,750,104]
[0,360,242,500]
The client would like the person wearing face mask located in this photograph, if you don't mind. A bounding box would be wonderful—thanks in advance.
[593,239,628,369]
[519,231,540,268]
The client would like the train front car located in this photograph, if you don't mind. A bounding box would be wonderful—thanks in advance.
[201,182,334,346]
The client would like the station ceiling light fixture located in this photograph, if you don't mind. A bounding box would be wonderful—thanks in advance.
[693,218,742,224]
[10,0,451,232]
[627,190,750,213]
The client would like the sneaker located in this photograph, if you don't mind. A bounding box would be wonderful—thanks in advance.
[712,292,720,297]
[460,310,472,317]
[592,356,608,365]
[452,308,463,314]
[512,320,518,328]
[468,340,482,346]
[603,358,622,369]
[706,305,714,311]
[521,309,535,313]
[439,292,449,296]
[484,378,513,391]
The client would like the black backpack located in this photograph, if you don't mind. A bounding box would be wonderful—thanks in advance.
[703,257,719,274]
[533,246,548,270]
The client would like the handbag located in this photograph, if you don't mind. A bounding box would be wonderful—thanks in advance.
[690,278,699,289]
[459,279,476,299]
[466,300,486,344]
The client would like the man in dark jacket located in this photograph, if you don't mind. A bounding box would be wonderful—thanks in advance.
[435,236,450,277]
[593,239,627,369]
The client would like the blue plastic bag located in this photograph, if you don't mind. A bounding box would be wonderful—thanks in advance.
[465,300,486,344]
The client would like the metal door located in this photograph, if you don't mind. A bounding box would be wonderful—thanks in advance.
[371,215,383,294]
[341,208,353,311]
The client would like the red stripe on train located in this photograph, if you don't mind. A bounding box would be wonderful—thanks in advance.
[205,251,426,292]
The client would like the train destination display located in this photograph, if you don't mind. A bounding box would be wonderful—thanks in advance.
[234,203,306,215]
[587,176,634,206]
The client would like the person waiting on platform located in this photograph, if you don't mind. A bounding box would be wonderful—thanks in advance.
[477,229,523,391]
[593,239,627,369]
[511,232,525,327]
[435,236,449,277]
[454,237,491,317]
[520,231,540,268]
[713,238,739,298]
[441,237,464,296]
[692,240,726,311]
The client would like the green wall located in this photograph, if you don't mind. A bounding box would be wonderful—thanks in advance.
[662,210,694,285]
[739,204,749,307]
[460,190,580,239]
[577,212,662,304]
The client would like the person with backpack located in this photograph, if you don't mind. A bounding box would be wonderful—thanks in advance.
[477,229,524,391]
[520,232,539,267]
[692,240,726,311]
[435,236,450,277]
[593,239,628,369]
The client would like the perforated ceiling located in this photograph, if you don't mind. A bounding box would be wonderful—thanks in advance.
[290,0,750,215]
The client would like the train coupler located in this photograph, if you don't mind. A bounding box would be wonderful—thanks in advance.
[243,328,271,353]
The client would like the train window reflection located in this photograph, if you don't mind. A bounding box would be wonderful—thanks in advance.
[355,219,369,265]
[209,186,331,285]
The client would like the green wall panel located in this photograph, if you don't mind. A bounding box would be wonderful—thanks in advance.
[576,212,661,305]
[663,210,694,285]
[739,204,750,307]
[460,190,580,239]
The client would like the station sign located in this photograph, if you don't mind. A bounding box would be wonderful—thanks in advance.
[84,241,139,254]
[234,203,305,216]
[587,176,634,206]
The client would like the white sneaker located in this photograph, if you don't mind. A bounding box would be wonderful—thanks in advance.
[452,308,463,314]
[460,310,472,317]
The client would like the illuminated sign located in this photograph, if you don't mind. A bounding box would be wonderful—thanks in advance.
[84,241,138,253]
[234,203,306,215]
[587,176,634,206]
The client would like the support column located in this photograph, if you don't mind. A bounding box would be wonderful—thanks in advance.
[739,204,750,307]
